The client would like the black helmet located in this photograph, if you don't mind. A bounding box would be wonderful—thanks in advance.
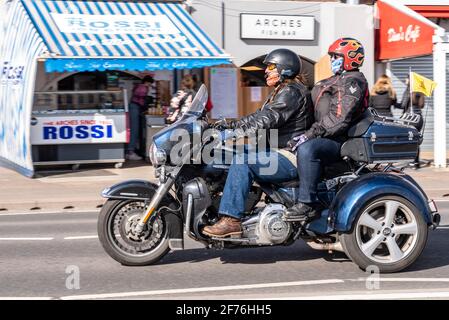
[263,48,302,79]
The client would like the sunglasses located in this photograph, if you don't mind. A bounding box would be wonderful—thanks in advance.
[266,64,277,71]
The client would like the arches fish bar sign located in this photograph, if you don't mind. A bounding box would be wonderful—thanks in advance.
[376,0,443,60]
[240,14,315,41]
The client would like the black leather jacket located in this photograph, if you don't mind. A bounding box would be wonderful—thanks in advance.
[369,90,398,117]
[228,81,314,148]
[304,70,369,142]
[399,85,425,114]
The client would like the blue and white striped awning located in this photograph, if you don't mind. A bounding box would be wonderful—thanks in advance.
[21,0,232,72]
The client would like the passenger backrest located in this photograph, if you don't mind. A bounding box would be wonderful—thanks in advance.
[347,108,375,137]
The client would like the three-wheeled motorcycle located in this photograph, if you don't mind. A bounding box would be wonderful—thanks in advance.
[98,85,440,273]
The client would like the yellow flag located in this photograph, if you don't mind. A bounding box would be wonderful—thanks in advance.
[411,72,437,97]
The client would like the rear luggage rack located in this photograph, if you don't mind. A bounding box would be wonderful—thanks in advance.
[369,109,422,127]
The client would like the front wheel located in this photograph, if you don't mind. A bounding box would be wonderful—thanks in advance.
[98,199,170,266]
[340,195,428,273]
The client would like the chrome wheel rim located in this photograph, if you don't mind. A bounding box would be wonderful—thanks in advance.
[107,201,166,257]
[356,199,418,264]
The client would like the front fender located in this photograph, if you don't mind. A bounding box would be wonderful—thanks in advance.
[102,179,160,200]
[101,179,183,248]
[331,172,432,232]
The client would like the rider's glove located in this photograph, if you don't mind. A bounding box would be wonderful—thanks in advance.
[287,134,308,152]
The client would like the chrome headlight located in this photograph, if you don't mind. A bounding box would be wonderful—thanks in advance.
[149,143,167,165]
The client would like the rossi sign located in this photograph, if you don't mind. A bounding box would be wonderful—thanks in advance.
[50,13,180,35]
[240,14,314,40]
[30,114,127,145]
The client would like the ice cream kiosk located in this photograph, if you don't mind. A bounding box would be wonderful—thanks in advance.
[0,0,231,177]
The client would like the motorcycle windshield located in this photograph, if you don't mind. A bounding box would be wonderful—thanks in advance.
[178,84,208,121]
[152,84,208,148]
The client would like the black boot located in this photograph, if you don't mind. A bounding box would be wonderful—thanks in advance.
[409,161,420,170]
[283,202,323,222]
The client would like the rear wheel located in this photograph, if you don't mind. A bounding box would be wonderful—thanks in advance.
[98,199,170,266]
[340,195,428,273]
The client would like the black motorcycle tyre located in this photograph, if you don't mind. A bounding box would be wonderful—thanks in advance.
[340,195,428,273]
[98,199,172,266]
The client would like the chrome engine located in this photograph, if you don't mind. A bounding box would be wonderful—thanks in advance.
[241,204,292,245]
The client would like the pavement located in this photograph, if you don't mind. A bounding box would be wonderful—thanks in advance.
[0,159,448,213]
[0,161,155,213]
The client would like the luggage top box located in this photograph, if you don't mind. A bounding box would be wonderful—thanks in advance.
[341,109,421,164]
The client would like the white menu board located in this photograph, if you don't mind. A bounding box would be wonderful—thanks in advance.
[210,68,238,119]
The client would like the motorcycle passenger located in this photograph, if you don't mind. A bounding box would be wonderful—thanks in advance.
[283,38,369,222]
[202,48,314,238]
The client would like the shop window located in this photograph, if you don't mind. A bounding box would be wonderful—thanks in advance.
[56,71,140,110]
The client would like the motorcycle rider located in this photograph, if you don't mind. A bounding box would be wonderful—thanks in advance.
[202,48,314,238]
[283,38,369,222]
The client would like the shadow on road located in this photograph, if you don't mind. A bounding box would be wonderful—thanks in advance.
[402,229,449,273]
[157,241,352,266]
[155,230,449,272]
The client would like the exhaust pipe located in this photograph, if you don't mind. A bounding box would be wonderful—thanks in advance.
[306,240,344,253]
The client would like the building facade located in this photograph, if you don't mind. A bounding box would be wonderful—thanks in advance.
[191,0,375,84]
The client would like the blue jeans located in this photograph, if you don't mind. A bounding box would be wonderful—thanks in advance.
[219,148,298,219]
[127,102,141,152]
[296,138,342,203]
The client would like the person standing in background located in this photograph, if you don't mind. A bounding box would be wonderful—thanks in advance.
[399,77,425,169]
[192,73,202,92]
[167,74,197,123]
[127,75,154,161]
[369,74,399,117]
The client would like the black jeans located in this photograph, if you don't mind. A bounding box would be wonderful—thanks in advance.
[296,138,342,203]
[414,112,424,164]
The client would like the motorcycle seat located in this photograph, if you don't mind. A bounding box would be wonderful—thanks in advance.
[271,160,351,188]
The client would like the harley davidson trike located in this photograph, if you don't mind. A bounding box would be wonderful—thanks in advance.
[98,85,440,273]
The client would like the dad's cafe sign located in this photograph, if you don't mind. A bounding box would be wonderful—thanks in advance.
[376,0,440,61]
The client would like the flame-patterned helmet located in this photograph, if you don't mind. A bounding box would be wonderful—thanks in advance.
[328,38,364,71]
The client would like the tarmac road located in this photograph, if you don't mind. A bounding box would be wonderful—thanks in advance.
[0,201,448,300]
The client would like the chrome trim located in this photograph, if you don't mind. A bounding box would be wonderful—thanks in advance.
[119,192,138,197]
[428,199,438,213]
[306,241,344,253]
[184,194,194,236]
[102,195,150,201]
[101,187,111,197]
[168,239,184,251]
[134,167,181,234]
